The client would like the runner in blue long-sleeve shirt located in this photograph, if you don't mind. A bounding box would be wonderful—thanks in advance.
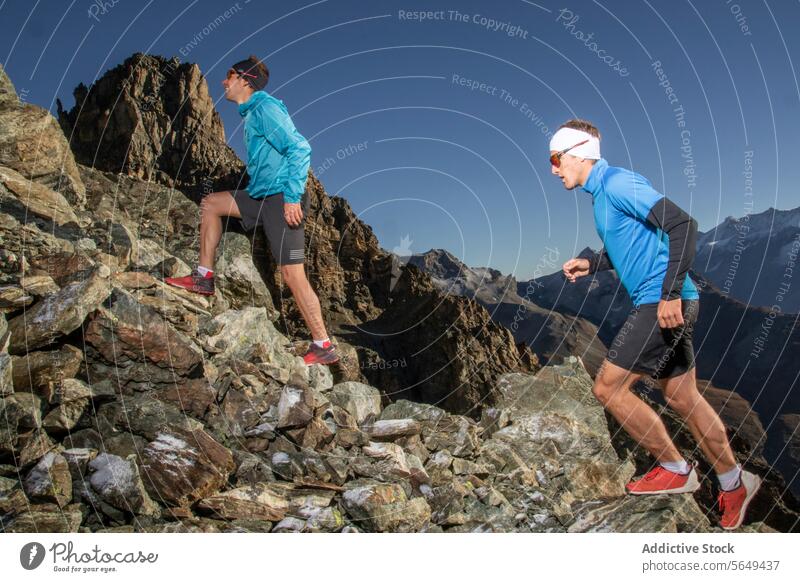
[552,119,760,529]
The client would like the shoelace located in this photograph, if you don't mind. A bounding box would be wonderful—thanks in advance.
[644,467,666,481]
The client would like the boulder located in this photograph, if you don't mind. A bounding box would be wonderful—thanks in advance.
[196,482,289,521]
[7,268,111,354]
[341,481,431,532]
[4,503,84,532]
[140,427,235,508]
[154,377,216,420]
[214,233,277,317]
[0,391,43,430]
[88,453,160,516]
[85,288,202,375]
[203,307,277,361]
[328,382,382,424]
[0,165,79,225]
[276,385,315,429]
[42,400,88,432]
[96,393,204,441]
[381,399,448,423]
[11,344,83,398]
[23,451,72,507]
[363,419,421,440]
[568,494,712,533]
[362,441,412,479]
[19,274,60,297]
[12,430,57,469]
[29,251,95,287]
[0,65,86,207]
[0,284,33,313]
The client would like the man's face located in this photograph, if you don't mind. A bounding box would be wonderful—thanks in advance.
[551,152,584,190]
[222,69,251,102]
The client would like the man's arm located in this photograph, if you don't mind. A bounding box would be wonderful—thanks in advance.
[586,248,613,274]
[256,103,311,204]
[645,197,698,300]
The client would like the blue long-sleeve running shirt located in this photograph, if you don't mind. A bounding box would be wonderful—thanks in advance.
[581,158,700,307]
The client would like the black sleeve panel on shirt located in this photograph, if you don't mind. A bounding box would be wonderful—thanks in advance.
[586,248,613,274]
[645,197,698,300]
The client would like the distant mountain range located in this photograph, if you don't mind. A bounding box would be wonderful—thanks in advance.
[696,206,800,313]
[408,249,608,376]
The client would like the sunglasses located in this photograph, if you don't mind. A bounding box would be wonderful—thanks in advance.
[226,68,257,81]
[550,139,589,167]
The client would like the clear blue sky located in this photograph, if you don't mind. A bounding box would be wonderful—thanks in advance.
[2,0,799,279]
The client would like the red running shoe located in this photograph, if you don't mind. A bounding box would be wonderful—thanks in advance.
[164,269,215,296]
[626,462,700,495]
[302,341,339,365]
[718,470,761,530]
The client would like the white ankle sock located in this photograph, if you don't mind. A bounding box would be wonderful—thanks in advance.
[197,266,213,277]
[717,464,742,491]
[313,338,330,348]
[660,459,691,475]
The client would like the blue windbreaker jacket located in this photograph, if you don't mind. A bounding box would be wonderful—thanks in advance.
[238,90,311,204]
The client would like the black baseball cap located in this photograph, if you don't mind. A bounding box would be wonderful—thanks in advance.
[230,56,269,91]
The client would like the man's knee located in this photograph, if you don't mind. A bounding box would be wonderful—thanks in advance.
[592,379,616,407]
[201,191,237,220]
[280,263,306,287]
[592,361,632,406]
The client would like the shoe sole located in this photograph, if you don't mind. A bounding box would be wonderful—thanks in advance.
[304,356,340,366]
[627,469,701,495]
[721,472,761,530]
[164,281,214,296]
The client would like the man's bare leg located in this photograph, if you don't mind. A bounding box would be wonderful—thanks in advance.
[199,191,241,269]
[593,359,683,463]
[280,263,328,341]
[658,368,737,474]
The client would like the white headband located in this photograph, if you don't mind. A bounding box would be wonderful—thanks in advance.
[549,127,601,160]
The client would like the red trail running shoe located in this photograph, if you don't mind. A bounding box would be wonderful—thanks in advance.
[626,463,701,495]
[718,471,761,530]
[164,269,215,296]
[302,341,339,366]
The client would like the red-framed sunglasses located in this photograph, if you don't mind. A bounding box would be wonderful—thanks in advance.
[550,139,589,167]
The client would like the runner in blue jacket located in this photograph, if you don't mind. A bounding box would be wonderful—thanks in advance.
[552,119,760,529]
[166,56,338,365]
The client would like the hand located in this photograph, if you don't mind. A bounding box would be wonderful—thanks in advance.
[657,298,684,328]
[284,202,303,227]
[562,258,591,283]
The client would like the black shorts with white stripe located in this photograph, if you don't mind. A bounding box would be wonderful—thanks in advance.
[231,190,308,265]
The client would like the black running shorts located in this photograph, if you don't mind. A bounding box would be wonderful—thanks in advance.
[606,299,699,379]
[231,190,308,265]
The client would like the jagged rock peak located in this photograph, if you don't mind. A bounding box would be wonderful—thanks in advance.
[56,52,244,196]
